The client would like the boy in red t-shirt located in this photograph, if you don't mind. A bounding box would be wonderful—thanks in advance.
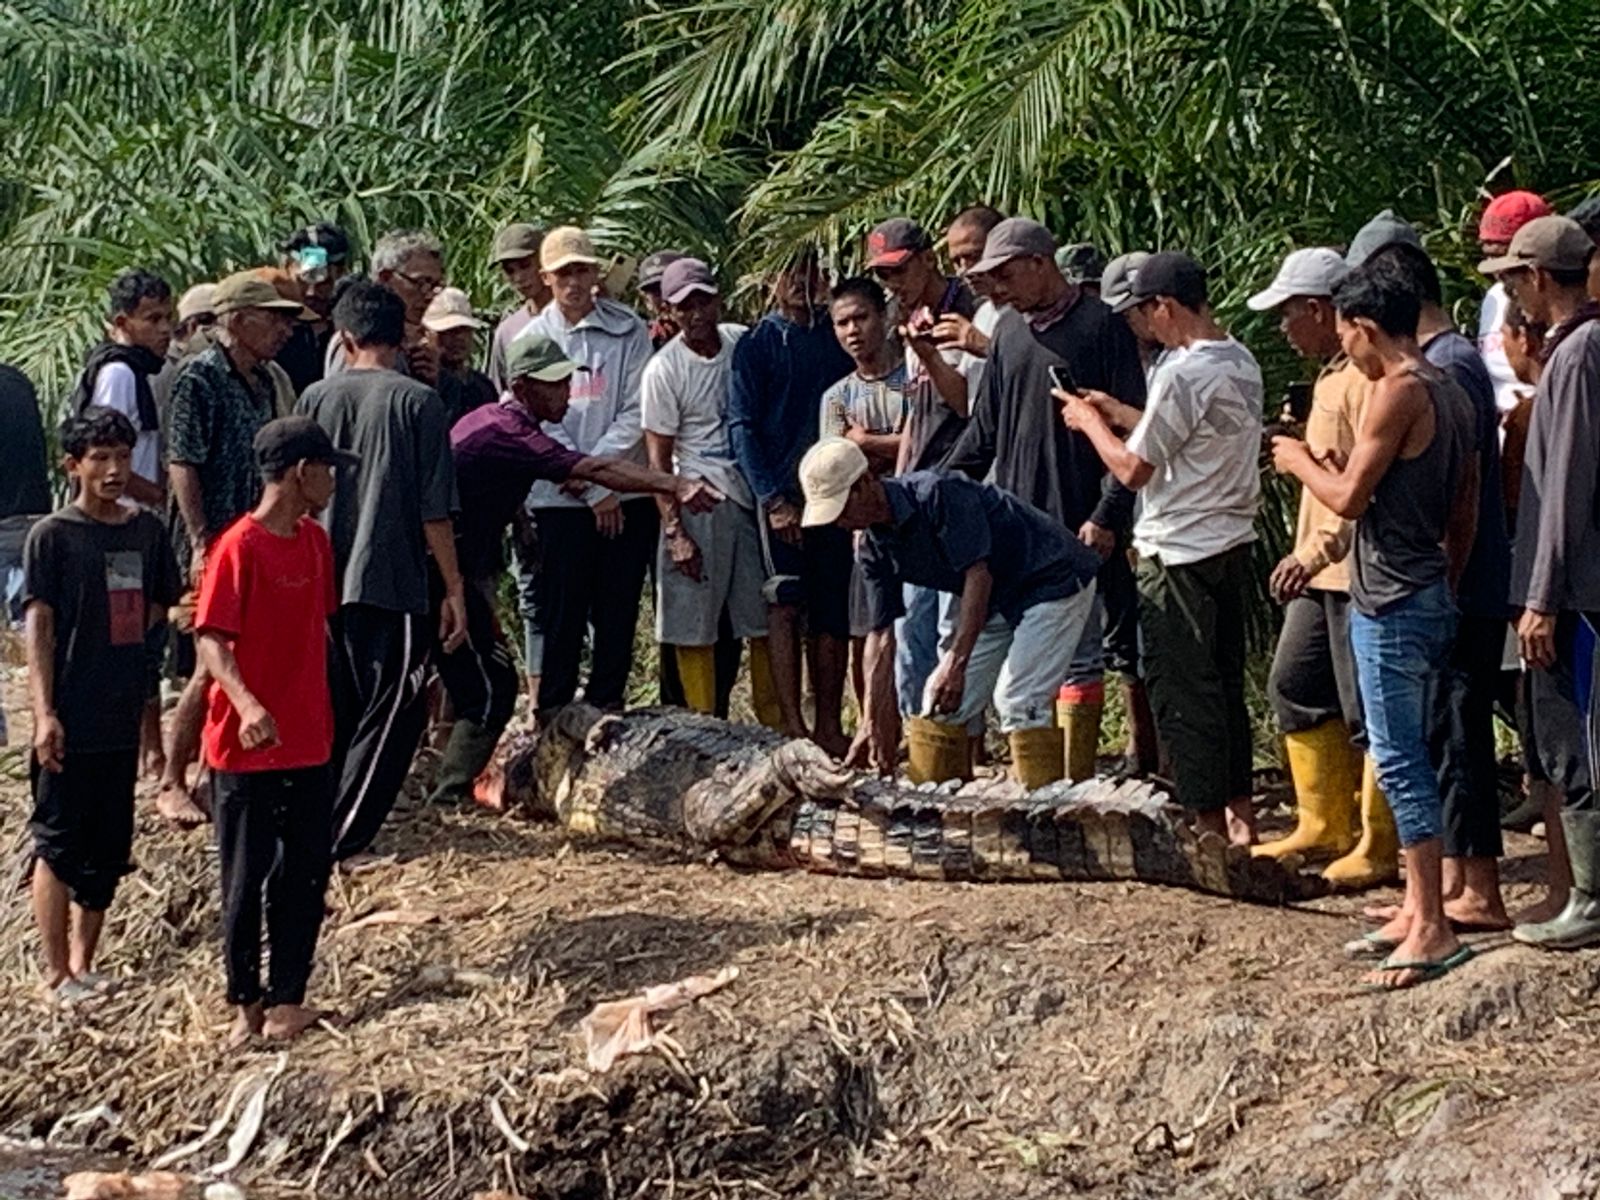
[196,416,353,1045]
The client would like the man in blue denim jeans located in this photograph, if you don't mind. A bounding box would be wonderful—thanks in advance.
[1273,259,1480,990]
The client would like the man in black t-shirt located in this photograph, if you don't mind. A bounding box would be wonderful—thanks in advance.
[24,409,181,1006]
[299,280,466,863]
[1,363,51,626]
[947,217,1148,783]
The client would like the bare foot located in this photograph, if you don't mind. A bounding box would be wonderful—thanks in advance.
[337,852,395,876]
[1226,798,1256,849]
[156,784,208,829]
[1442,895,1511,932]
[263,1004,333,1041]
[1371,901,1512,930]
[228,1003,265,1048]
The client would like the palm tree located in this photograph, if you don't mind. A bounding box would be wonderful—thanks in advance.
[0,0,748,411]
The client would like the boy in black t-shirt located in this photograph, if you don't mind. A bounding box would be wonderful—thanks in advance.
[24,409,181,1005]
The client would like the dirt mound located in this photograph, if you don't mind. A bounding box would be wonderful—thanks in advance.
[1,743,1595,1197]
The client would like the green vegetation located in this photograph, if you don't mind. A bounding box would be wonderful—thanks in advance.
[3,0,1596,679]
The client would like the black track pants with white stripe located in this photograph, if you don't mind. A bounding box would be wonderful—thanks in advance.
[329,604,431,861]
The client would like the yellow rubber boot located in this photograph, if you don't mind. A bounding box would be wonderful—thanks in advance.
[1009,725,1065,790]
[1252,719,1361,861]
[747,638,783,730]
[1322,756,1401,888]
[1056,681,1103,783]
[907,717,973,785]
[675,644,717,714]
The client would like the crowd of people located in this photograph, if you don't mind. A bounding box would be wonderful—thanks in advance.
[2,185,1598,1029]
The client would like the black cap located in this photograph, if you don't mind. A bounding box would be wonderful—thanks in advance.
[1127,251,1207,308]
[639,250,686,290]
[866,218,933,269]
[255,416,360,475]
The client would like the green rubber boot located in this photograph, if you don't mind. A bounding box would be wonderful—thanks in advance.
[427,718,502,806]
[1514,809,1600,950]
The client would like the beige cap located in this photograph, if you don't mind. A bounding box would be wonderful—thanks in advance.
[540,225,600,273]
[177,283,217,322]
[1478,215,1595,276]
[422,287,486,333]
[799,437,870,527]
[212,271,314,319]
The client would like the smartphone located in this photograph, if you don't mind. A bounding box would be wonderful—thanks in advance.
[1048,363,1079,395]
[1285,381,1313,423]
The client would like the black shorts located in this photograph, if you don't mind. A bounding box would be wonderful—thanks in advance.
[756,517,852,639]
[30,748,139,911]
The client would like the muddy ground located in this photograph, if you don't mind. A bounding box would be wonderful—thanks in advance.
[1,699,1597,1198]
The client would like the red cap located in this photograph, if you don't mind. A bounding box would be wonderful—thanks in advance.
[1478,190,1553,244]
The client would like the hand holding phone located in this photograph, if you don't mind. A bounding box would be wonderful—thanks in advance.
[1048,363,1079,396]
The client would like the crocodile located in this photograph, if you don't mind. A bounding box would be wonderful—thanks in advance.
[495,704,1329,905]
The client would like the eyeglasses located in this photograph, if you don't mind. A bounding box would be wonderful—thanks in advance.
[395,270,444,296]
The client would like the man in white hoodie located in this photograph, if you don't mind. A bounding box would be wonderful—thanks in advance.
[518,226,656,716]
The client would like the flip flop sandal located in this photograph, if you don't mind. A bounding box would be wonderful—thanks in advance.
[1361,945,1475,992]
[1343,930,1400,959]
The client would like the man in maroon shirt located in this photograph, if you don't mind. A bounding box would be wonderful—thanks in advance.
[430,335,721,803]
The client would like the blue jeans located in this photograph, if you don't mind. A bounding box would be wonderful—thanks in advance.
[1349,580,1456,847]
[895,583,943,719]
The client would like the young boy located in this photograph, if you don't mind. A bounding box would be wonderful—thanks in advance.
[819,277,909,705]
[25,409,181,1005]
[195,416,351,1043]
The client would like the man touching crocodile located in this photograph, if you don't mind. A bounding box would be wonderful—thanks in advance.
[797,437,1100,786]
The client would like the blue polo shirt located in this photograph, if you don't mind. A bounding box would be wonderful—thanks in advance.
[859,471,1099,632]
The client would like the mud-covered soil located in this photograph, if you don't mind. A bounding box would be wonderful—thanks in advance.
[1,717,1596,1198]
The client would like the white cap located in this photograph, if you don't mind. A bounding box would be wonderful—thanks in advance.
[422,287,486,333]
[799,438,870,527]
[1246,247,1349,312]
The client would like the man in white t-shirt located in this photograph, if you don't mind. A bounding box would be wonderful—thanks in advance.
[641,258,778,726]
[71,269,175,510]
[1063,251,1264,847]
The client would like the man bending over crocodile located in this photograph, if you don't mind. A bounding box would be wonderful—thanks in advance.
[798,437,1100,786]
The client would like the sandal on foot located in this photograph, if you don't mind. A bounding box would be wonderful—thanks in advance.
[1361,945,1475,992]
[1344,930,1401,959]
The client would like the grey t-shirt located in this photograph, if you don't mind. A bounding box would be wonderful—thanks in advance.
[297,368,456,615]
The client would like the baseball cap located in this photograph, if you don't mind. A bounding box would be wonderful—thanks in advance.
[659,258,718,305]
[1056,242,1106,286]
[866,219,933,270]
[1345,209,1424,269]
[254,415,360,474]
[1101,251,1151,313]
[491,223,545,265]
[1126,251,1206,307]
[1477,215,1595,277]
[505,333,580,383]
[1479,191,1553,245]
[639,250,686,291]
[177,283,217,323]
[968,217,1057,276]
[1246,247,1350,311]
[540,226,600,273]
[799,437,870,527]
[422,287,486,333]
[212,272,315,319]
